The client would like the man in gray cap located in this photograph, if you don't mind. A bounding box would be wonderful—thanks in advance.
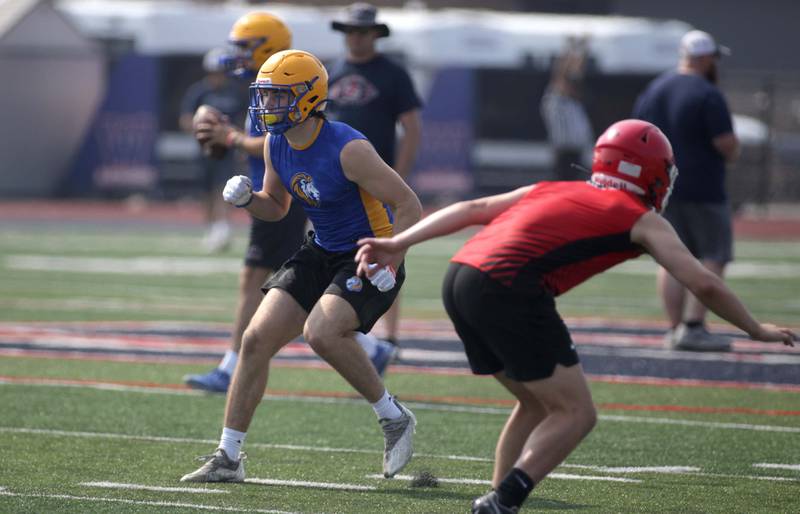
[633,30,740,352]
[328,2,423,375]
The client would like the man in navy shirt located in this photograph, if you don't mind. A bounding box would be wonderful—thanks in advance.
[327,2,423,373]
[633,30,740,351]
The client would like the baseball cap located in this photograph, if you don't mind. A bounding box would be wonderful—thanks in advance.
[680,30,731,58]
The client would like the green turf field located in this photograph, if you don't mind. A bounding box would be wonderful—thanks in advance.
[1,359,800,513]
[1,222,799,512]
[1,224,799,323]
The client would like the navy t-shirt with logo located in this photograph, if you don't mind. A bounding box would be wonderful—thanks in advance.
[632,71,733,203]
[326,55,422,166]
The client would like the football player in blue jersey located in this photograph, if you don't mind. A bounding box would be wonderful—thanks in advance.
[181,50,422,483]
[183,12,308,394]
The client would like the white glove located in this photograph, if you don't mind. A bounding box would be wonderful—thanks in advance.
[367,263,396,292]
[223,175,253,207]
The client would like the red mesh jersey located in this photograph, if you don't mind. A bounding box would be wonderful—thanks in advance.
[451,181,649,296]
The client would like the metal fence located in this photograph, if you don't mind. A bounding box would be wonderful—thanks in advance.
[723,71,800,208]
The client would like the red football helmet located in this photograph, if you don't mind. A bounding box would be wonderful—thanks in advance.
[590,119,678,212]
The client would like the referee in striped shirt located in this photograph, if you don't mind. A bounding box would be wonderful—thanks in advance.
[540,36,594,181]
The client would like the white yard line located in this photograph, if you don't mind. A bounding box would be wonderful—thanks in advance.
[0,427,800,484]
[80,481,228,494]
[562,465,700,474]
[245,478,375,491]
[752,463,800,471]
[0,490,302,513]
[366,473,641,484]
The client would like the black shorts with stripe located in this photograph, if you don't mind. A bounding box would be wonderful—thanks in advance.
[262,232,405,333]
[442,262,579,382]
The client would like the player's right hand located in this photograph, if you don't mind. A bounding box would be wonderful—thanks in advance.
[750,323,797,347]
[223,175,253,207]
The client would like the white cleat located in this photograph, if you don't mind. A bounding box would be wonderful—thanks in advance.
[180,448,245,483]
[380,399,416,478]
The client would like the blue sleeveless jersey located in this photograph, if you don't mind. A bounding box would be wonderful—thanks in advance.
[269,120,394,252]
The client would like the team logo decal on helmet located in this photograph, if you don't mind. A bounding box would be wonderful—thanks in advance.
[224,12,292,79]
[248,50,329,134]
[290,172,321,207]
[590,119,678,213]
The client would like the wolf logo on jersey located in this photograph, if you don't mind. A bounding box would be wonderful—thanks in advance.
[291,172,321,207]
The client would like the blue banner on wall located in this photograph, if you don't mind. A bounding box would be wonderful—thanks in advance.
[63,53,160,196]
[410,67,474,200]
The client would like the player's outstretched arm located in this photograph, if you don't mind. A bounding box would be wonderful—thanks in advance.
[355,185,534,277]
[631,211,797,346]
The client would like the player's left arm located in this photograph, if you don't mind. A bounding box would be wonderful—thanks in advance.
[340,139,422,268]
[393,109,422,179]
[631,211,796,345]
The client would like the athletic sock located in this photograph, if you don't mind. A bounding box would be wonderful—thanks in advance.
[219,427,247,461]
[372,390,402,420]
[218,350,238,376]
[384,336,398,347]
[685,320,704,329]
[496,468,535,509]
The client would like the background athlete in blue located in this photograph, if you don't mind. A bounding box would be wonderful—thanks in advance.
[181,50,423,484]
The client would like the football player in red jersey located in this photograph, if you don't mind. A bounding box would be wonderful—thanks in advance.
[356,119,797,514]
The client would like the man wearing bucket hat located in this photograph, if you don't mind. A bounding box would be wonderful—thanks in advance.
[633,30,740,352]
[328,2,423,375]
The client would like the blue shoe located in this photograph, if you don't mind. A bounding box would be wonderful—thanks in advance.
[372,339,398,377]
[184,368,230,393]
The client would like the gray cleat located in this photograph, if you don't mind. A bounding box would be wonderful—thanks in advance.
[180,448,245,483]
[380,399,416,478]
[670,324,732,352]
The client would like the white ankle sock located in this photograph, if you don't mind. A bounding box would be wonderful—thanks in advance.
[372,390,402,420]
[219,427,246,460]
[218,350,238,376]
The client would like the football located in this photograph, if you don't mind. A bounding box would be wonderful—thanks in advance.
[193,105,228,160]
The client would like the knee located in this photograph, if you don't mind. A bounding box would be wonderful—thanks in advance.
[304,328,337,358]
[239,328,262,358]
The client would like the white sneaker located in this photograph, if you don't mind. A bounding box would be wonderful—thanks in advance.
[380,399,416,478]
[180,448,245,482]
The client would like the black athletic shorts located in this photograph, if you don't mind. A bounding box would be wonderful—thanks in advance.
[244,200,307,270]
[442,262,579,382]
[262,231,405,333]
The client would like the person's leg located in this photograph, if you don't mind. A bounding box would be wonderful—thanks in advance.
[230,265,274,355]
[305,294,385,402]
[224,288,306,431]
[657,265,686,328]
[306,293,415,477]
[183,265,272,392]
[180,288,306,482]
[511,364,596,483]
[490,373,548,488]
[474,364,596,512]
